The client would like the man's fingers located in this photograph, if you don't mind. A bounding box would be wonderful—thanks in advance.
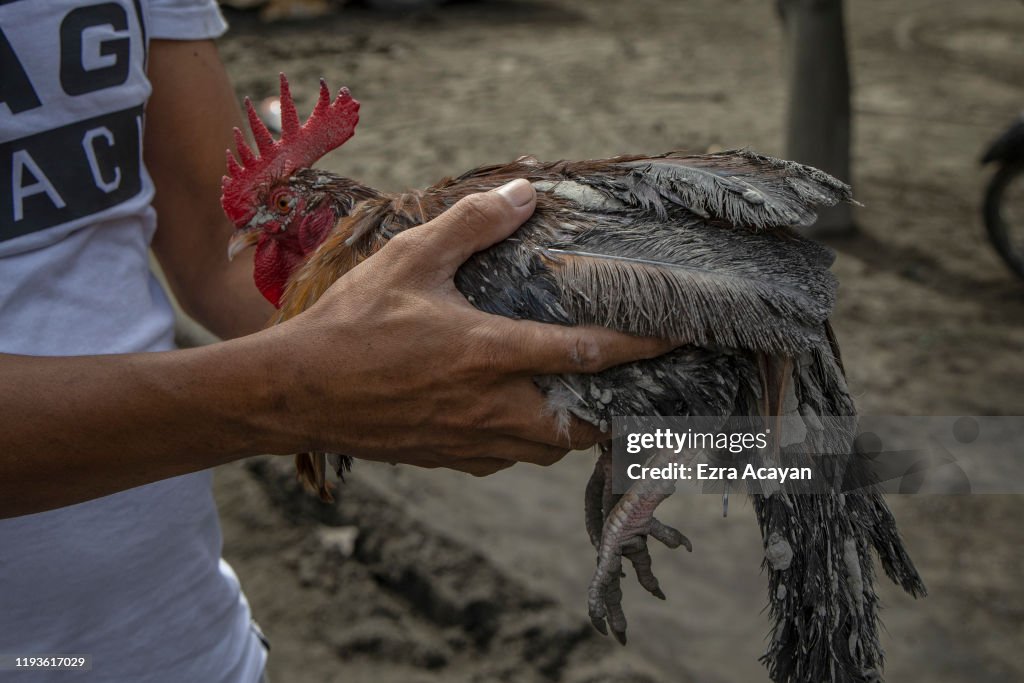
[465,438,569,468]
[488,379,607,451]
[446,457,516,476]
[394,180,537,279]
[491,319,677,376]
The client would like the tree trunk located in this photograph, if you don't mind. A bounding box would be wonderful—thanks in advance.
[779,0,855,235]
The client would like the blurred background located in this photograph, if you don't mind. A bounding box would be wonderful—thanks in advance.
[198,0,1024,680]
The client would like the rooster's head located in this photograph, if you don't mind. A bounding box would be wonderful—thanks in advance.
[221,74,364,307]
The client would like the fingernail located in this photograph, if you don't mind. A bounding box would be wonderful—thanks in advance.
[493,178,535,208]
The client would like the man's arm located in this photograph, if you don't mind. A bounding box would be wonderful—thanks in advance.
[147,39,273,339]
[0,183,673,520]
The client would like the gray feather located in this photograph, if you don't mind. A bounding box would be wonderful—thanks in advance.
[537,218,837,355]
[592,149,853,229]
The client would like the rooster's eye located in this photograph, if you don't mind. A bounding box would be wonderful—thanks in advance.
[275,195,291,214]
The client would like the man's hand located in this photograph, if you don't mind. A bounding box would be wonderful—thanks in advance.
[260,179,674,475]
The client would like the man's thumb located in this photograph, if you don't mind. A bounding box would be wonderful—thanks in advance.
[411,179,537,275]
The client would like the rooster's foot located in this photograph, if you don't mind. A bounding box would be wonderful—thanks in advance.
[585,446,688,601]
[587,485,690,644]
[585,447,681,552]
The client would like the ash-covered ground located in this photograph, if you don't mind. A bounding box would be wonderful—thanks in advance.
[211,1,1024,681]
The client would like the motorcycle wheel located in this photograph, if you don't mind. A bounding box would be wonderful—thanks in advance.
[984,162,1024,280]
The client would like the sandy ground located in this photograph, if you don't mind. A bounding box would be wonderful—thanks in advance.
[208,1,1024,681]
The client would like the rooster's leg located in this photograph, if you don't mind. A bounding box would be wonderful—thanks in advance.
[584,446,615,548]
[583,447,629,640]
[585,447,684,586]
[584,448,630,639]
[588,448,694,644]
[586,444,684,544]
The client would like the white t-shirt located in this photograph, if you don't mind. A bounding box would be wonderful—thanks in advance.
[0,2,266,681]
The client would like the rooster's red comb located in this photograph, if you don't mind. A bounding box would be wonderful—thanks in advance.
[220,73,360,226]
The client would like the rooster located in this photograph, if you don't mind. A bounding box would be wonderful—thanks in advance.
[221,75,925,682]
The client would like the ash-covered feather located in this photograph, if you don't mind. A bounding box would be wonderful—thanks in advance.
[537,218,837,354]
[735,346,926,683]
[593,149,852,228]
[536,346,750,433]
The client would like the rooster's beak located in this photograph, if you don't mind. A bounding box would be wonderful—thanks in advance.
[227,226,261,261]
